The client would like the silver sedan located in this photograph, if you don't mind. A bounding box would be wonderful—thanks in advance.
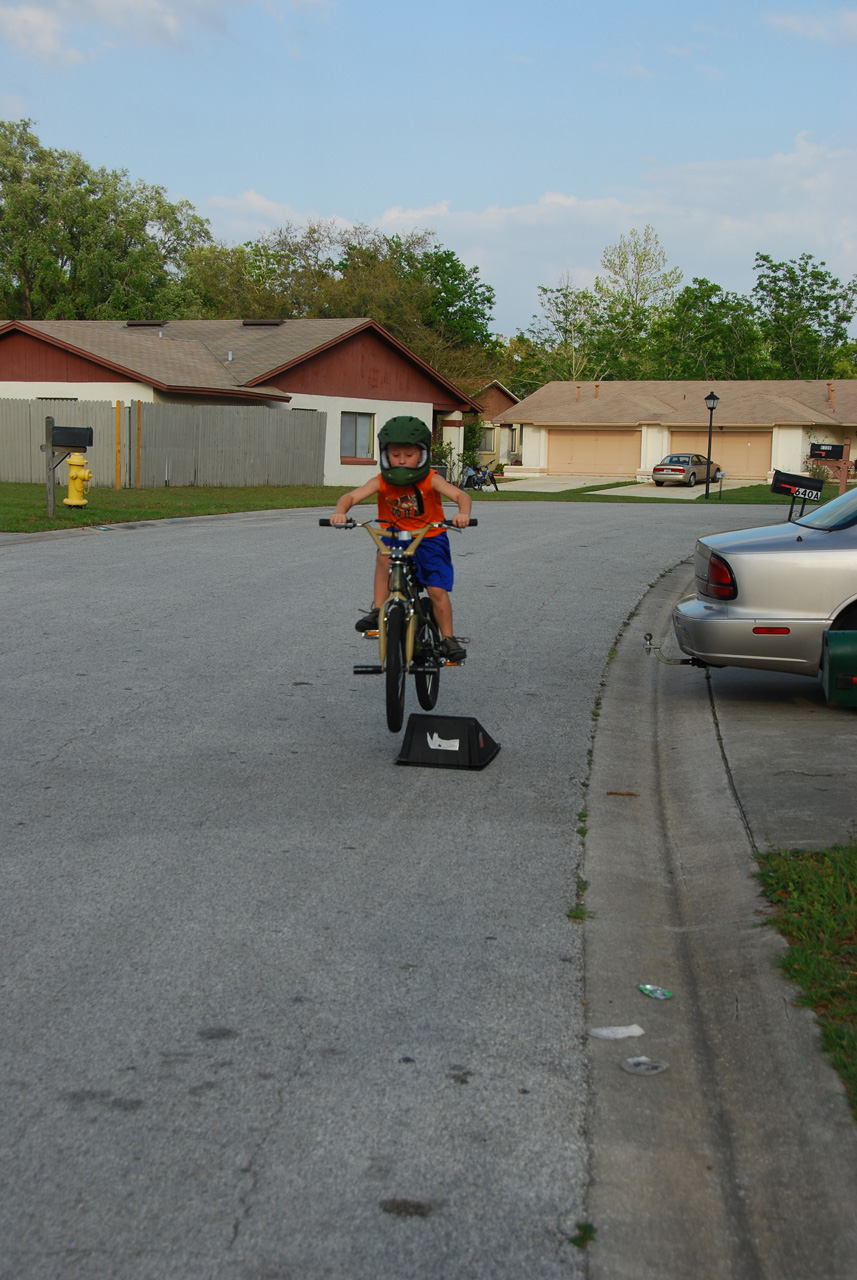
[652,453,721,487]
[672,486,857,675]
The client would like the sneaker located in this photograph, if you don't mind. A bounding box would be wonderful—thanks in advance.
[355,607,380,633]
[440,636,468,662]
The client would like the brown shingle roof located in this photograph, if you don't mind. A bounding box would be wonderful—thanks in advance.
[491,380,857,427]
[1,318,481,411]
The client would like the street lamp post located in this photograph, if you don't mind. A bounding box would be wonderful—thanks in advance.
[704,391,720,500]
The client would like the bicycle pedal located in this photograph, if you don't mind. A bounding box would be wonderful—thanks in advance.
[353,664,383,674]
[364,629,379,638]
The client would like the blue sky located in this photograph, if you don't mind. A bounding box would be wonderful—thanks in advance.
[1,0,855,336]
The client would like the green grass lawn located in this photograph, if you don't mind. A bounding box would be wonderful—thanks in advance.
[757,842,857,1121]
[0,482,359,534]
[2,477,842,534]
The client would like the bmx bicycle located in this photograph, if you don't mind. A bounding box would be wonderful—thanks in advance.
[319,516,477,732]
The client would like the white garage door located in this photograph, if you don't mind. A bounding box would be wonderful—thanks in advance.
[547,429,642,476]
[670,431,773,480]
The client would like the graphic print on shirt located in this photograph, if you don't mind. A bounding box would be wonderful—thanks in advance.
[389,487,424,522]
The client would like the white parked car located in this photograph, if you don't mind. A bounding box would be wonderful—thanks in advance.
[672,487,857,675]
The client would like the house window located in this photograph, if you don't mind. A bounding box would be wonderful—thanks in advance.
[340,411,374,459]
[479,426,495,452]
[508,426,517,453]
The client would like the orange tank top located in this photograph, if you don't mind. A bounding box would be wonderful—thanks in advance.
[377,471,446,535]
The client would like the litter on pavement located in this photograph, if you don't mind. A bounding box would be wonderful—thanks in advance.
[620,1056,669,1075]
[589,1025,645,1040]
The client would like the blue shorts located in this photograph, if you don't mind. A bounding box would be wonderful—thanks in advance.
[382,531,454,592]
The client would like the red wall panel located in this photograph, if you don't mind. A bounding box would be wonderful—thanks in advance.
[0,331,121,382]
[265,331,461,411]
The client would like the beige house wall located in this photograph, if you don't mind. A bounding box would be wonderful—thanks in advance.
[504,419,841,481]
[0,379,154,403]
[284,391,439,486]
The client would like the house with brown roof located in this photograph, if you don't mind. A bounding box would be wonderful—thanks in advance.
[471,380,521,466]
[0,318,481,485]
[490,380,857,481]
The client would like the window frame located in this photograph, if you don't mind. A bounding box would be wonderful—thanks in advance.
[340,411,375,463]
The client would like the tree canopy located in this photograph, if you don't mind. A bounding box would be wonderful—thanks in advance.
[0,120,210,320]
[2,121,854,395]
[752,252,857,379]
[181,220,500,389]
[501,231,857,396]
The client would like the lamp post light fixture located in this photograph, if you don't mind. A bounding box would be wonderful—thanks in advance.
[704,391,720,500]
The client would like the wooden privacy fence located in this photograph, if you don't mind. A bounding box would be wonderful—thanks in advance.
[0,400,326,488]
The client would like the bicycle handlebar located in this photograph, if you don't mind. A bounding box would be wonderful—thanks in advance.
[319,517,478,528]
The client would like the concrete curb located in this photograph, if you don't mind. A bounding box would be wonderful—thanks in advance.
[584,565,857,1279]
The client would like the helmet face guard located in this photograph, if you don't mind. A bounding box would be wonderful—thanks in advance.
[378,416,432,486]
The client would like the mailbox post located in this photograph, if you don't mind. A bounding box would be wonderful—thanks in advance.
[810,440,851,495]
[40,417,94,516]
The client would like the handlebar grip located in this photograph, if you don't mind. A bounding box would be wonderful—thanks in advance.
[318,518,331,526]
[469,518,478,527]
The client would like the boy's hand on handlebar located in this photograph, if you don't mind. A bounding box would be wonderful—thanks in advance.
[450,512,470,528]
[330,511,350,525]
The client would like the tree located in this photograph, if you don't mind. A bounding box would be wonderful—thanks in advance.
[512,270,652,392]
[522,275,611,385]
[598,224,683,310]
[183,219,500,390]
[752,252,857,379]
[0,120,210,320]
[414,246,497,350]
[646,278,770,380]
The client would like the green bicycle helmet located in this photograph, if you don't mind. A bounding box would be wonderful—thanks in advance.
[378,416,432,486]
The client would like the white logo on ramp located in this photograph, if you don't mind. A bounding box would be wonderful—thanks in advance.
[427,732,460,752]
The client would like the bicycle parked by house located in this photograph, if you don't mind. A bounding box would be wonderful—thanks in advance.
[319,517,477,732]
[461,463,499,491]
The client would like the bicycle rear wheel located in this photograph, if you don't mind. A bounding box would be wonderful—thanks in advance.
[414,597,440,711]
[385,603,407,732]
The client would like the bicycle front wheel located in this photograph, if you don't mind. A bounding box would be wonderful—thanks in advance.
[414,598,440,711]
[385,603,407,732]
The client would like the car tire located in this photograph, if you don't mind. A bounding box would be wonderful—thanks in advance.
[687,472,697,487]
[654,480,664,487]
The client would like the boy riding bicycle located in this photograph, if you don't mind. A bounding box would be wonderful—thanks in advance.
[329,416,471,661]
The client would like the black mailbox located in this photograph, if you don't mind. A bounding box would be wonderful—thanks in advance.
[810,442,844,460]
[52,424,93,449]
[770,470,824,500]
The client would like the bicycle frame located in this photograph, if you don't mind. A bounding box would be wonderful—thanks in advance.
[351,519,442,671]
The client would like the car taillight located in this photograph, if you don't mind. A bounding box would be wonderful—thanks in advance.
[753,627,790,635]
[700,552,737,600]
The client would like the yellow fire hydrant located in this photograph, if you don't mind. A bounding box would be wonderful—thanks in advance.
[63,452,92,507]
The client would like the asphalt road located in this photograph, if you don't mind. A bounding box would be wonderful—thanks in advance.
[0,500,782,1280]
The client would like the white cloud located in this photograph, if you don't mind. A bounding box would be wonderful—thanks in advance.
[0,5,84,64]
[206,188,350,240]
[764,9,857,42]
[205,134,857,335]
[0,0,255,62]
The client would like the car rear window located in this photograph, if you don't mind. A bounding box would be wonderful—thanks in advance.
[796,487,857,531]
